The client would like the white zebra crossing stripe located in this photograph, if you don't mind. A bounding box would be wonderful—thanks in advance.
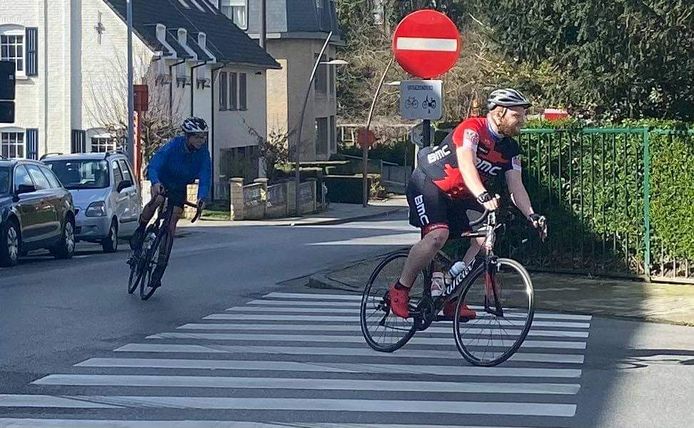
[75,358,582,378]
[114,343,586,364]
[0,396,577,417]
[204,313,591,329]
[0,421,537,428]
[246,299,593,321]
[0,395,119,409]
[176,323,590,338]
[226,305,582,321]
[266,292,363,300]
[33,374,581,395]
[147,332,587,349]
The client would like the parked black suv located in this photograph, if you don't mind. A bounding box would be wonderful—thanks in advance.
[0,156,76,267]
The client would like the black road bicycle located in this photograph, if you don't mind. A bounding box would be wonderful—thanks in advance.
[127,197,202,300]
[360,209,546,366]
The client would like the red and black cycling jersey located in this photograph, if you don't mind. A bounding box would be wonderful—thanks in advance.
[416,117,522,199]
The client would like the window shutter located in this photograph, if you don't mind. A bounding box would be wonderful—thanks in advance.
[71,129,86,153]
[26,128,38,159]
[25,27,38,76]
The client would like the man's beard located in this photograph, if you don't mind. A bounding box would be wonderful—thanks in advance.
[498,120,522,137]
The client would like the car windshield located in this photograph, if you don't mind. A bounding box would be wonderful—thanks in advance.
[45,160,110,189]
[0,167,9,195]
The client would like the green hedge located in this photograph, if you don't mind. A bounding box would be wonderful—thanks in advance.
[500,119,693,278]
[324,175,373,204]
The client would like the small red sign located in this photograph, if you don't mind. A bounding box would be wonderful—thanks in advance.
[134,84,149,112]
[392,10,462,79]
[357,128,377,149]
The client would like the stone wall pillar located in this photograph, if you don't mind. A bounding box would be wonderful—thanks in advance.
[184,183,198,219]
[286,180,297,216]
[229,178,245,220]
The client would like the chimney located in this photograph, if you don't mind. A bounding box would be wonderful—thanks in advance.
[197,32,207,50]
[177,28,188,46]
[156,24,167,43]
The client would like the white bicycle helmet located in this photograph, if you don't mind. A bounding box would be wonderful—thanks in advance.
[182,117,209,134]
[487,88,532,110]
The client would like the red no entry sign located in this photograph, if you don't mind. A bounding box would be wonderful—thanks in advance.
[392,9,462,79]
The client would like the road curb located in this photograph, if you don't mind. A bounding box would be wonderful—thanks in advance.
[303,253,694,327]
[292,207,407,226]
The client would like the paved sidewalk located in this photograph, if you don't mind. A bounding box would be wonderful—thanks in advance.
[307,255,694,326]
[181,196,409,227]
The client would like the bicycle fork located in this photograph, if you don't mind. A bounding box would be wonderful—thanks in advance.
[484,258,504,317]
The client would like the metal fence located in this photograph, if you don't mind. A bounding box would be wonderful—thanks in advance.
[502,127,693,283]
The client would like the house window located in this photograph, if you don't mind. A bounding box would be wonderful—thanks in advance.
[0,30,24,75]
[91,137,115,153]
[1,131,24,158]
[314,54,327,94]
[239,73,247,111]
[219,71,228,110]
[220,0,247,30]
[229,72,237,110]
[329,115,336,152]
[315,117,328,156]
[222,72,248,112]
[328,57,335,96]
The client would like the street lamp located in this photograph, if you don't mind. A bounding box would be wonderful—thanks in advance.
[361,58,394,207]
[293,31,348,215]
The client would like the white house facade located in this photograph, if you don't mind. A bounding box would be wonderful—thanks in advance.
[0,0,280,198]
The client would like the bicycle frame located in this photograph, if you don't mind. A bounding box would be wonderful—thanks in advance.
[410,210,507,328]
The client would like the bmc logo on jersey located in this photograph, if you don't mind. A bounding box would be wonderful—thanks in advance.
[427,145,451,164]
[476,159,502,175]
[414,195,429,225]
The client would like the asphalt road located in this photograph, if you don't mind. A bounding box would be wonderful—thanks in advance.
[1,214,692,427]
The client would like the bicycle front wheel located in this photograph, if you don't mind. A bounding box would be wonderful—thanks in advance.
[360,250,421,352]
[453,257,534,366]
[139,230,167,301]
[127,255,140,294]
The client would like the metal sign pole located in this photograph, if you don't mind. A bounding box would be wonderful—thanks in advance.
[126,0,135,167]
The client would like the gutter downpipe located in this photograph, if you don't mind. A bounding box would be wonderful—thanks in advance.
[189,61,208,116]
[168,59,187,115]
[209,63,226,201]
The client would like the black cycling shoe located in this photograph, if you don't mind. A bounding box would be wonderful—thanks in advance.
[129,224,146,251]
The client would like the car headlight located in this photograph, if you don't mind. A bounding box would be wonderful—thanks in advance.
[85,201,106,217]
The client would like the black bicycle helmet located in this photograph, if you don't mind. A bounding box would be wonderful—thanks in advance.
[487,88,532,110]
[182,117,209,134]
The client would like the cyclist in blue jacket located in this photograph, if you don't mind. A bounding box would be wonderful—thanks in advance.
[130,117,211,288]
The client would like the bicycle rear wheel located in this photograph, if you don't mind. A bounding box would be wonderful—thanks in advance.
[360,250,419,352]
[453,257,534,366]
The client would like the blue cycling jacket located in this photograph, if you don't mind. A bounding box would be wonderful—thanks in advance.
[147,136,211,200]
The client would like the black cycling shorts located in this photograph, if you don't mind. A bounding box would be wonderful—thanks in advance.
[164,186,187,209]
[405,169,485,237]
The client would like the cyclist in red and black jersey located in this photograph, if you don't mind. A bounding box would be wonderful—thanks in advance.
[391,89,547,320]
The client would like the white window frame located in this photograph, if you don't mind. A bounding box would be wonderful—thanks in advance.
[225,71,248,112]
[1,129,26,159]
[0,27,25,77]
[220,0,248,30]
[90,135,116,153]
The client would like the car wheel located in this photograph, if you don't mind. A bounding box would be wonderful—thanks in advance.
[0,220,20,267]
[102,220,118,253]
[53,219,75,259]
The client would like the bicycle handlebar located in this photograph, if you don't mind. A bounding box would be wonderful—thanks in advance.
[183,201,203,223]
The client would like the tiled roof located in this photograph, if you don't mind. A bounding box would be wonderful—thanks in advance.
[104,0,280,68]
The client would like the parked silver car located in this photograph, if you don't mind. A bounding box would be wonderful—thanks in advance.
[42,151,142,252]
